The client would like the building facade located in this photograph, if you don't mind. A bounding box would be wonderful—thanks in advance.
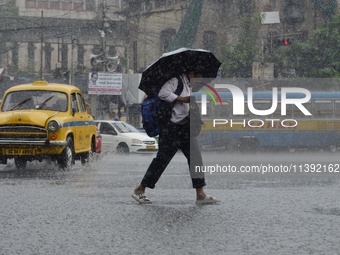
[126,0,340,74]
[0,0,125,80]
[0,0,339,125]
[1,0,339,80]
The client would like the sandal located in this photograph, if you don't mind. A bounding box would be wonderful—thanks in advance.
[196,195,220,205]
[132,193,152,204]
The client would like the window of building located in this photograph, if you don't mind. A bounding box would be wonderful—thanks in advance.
[25,0,36,8]
[155,0,167,8]
[61,0,72,10]
[37,0,48,9]
[203,31,217,52]
[85,0,95,11]
[160,29,175,53]
[28,42,35,60]
[44,43,52,71]
[28,42,36,71]
[77,44,85,66]
[50,1,60,9]
[73,0,84,11]
[61,43,68,69]
[12,43,18,68]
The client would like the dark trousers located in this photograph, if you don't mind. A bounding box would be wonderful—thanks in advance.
[141,122,206,189]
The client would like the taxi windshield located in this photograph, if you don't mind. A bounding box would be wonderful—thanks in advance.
[1,90,68,112]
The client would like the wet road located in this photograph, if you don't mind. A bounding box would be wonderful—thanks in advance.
[0,151,340,255]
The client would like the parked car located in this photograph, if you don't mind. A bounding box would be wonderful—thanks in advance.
[0,80,97,170]
[95,120,158,154]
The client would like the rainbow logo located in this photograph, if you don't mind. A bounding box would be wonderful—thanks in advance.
[200,83,222,105]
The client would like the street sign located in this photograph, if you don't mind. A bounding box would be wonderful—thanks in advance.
[88,72,122,95]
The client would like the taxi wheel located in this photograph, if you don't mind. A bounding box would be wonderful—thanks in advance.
[116,143,129,154]
[14,157,27,170]
[58,137,74,170]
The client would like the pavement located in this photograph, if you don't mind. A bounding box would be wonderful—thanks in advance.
[0,151,339,255]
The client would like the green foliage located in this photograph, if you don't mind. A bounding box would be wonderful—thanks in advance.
[315,0,337,22]
[0,1,19,17]
[221,15,262,78]
[283,14,340,78]
[221,11,340,79]
[222,43,256,78]
[0,2,19,56]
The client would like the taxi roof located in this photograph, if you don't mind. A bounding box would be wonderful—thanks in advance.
[5,81,82,94]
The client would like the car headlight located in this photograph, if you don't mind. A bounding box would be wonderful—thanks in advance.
[48,120,60,132]
[132,138,142,144]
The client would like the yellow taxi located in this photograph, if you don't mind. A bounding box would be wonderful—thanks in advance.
[0,81,97,170]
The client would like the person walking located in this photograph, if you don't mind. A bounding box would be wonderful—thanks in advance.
[132,72,220,205]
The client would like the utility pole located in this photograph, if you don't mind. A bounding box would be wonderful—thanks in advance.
[40,10,43,80]
[70,37,78,85]
[100,0,107,72]
[100,0,121,120]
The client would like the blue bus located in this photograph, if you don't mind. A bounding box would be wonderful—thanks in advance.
[193,90,340,152]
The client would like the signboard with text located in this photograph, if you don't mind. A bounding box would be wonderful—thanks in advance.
[88,72,122,95]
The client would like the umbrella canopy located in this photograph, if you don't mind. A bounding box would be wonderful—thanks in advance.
[138,48,222,96]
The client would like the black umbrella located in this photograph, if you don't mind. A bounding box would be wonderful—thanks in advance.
[138,48,222,96]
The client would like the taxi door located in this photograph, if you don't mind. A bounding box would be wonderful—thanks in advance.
[71,93,84,152]
[76,93,92,151]
[72,93,92,151]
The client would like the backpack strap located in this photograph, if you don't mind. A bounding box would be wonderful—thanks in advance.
[156,76,185,127]
[174,76,184,96]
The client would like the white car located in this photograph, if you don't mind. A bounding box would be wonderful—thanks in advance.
[95,120,158,154]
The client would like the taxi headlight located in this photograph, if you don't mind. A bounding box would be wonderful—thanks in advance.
[48,120,60,132]
[132,138,142,144]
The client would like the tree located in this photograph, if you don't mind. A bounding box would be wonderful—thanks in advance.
[220,15,262,78]
[221,12,340,80]
[270,14,340,78]
[0,1,19,55]
[299,14,340,78]
[0,1,18,17]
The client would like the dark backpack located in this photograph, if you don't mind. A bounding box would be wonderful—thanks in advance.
[141,77,184,137]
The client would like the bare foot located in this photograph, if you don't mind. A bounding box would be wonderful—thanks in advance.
[134,184,145,195]
[196,187,206,200]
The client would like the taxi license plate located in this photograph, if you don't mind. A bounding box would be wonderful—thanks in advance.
[146,146,155,150]
[5,148,34,156]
